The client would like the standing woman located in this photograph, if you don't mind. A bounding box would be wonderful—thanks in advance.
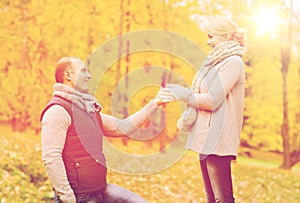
[159,16,246,203]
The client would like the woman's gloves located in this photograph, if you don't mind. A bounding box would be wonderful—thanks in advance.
[158,84,192,103]
[158,84,197,132]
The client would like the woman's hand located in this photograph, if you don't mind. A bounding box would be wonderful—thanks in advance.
[158,84,192,103]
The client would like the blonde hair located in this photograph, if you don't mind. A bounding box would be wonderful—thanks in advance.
[207,16,245,47]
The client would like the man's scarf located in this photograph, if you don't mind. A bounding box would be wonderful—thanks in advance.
[53,83,102,113]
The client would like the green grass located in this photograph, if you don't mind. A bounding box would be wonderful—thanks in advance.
[0,127,300,203]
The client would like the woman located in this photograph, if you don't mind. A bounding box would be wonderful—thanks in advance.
[159,16,246,203]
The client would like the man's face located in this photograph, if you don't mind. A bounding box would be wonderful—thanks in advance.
[70,59,91,93]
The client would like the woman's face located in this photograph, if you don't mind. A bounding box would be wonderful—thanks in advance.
[206,33,226,49]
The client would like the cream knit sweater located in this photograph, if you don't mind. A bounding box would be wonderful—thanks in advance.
[185,55,245,156]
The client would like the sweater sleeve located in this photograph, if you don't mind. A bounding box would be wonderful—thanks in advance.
[41,105,76,203]
[187,56,244,111]
[101,99,159,137]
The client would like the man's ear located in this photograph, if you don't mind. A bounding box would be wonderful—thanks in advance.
[64,70,72,81]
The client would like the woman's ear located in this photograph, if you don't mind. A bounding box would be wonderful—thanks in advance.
[225,32,231,41]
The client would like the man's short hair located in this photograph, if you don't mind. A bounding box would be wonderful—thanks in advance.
[55,57,78,83]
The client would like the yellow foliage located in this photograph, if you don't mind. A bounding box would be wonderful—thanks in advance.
[0,0,299,153]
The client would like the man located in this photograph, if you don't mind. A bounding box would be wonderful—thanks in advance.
[40,57,166,203]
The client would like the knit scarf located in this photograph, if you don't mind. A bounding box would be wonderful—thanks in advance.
[191,40,244,93]
[53,83,102,113]
[177,40,244,132]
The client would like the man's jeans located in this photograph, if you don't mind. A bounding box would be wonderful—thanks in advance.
[200,154,235,203]
[54,183,148,203]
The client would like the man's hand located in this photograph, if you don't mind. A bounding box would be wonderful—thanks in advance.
[154,88,174,106]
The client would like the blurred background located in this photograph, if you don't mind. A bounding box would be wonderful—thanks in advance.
[0,0,300,202]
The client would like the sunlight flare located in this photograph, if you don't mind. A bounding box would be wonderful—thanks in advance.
[253,6,282,37]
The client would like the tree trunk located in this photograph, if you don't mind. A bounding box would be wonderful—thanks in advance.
[280,0,293,169]
[280,70,290,169]
[11,112,29,132]
[120,0,131,146]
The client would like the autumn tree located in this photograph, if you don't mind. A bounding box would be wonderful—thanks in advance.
[279,0,300,169]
